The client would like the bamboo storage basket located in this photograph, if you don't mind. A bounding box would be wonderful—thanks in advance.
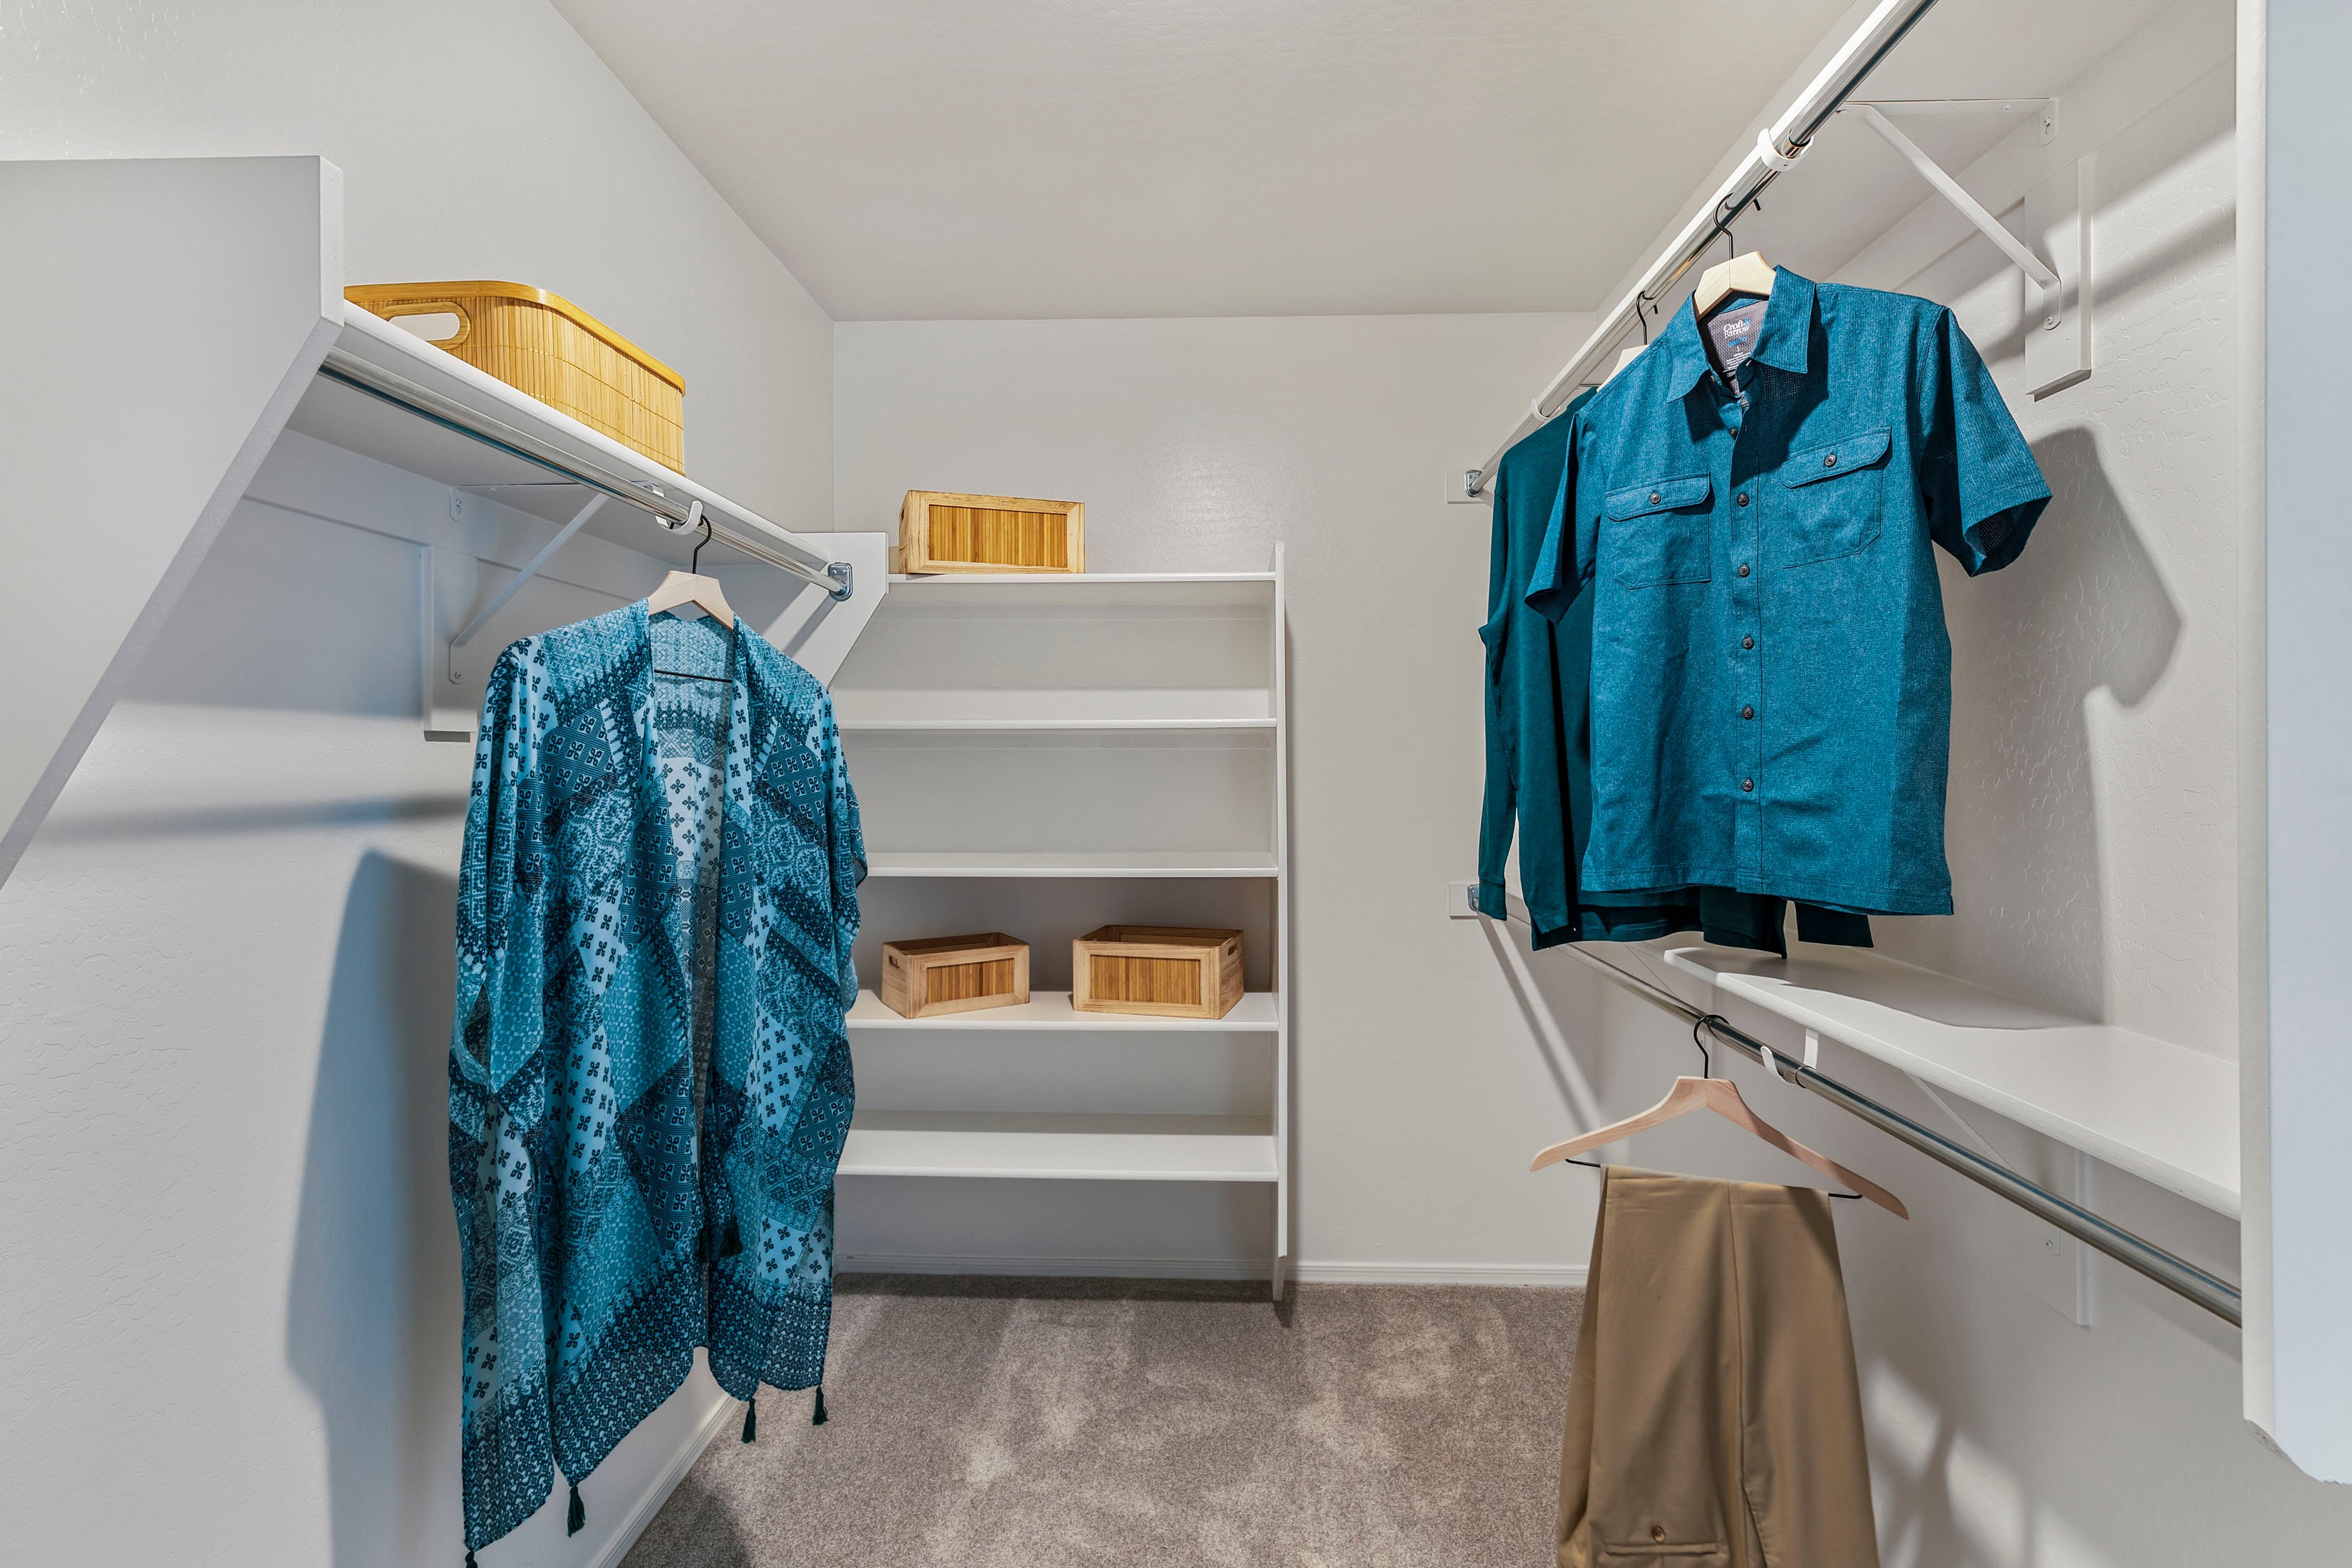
[896,491,1085,574]
[880,933,1032,1018]
[1071,927,1244,1019]
[346,282,686,471]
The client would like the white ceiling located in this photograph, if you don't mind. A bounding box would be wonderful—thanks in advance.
[552,0,1857,319]
[554,0,2180,321]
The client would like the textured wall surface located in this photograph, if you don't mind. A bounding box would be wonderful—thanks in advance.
[834,309,1604,1274]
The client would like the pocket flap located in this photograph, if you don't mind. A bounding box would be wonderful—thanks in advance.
[1785,427,1892,487]
[1605,475,1713,520]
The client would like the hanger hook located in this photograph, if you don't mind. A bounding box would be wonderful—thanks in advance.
[690,517,712,574]
[1636,291,1653,344]
[1692,1013,1727,1077]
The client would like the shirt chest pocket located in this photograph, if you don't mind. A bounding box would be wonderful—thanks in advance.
[1604,475,1714,587]
[1780,426,1891,565]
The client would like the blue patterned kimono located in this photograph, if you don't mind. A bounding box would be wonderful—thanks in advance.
[448,602,864,1552]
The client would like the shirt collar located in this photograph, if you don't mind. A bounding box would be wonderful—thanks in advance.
[1658,265,1817,403]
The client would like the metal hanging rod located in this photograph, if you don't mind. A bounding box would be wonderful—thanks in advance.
[316,351,854,601]
[1530,929,2240,1326]
[1470,0,1946,496]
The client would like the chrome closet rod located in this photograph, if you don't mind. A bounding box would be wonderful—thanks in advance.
[1471,0,1945,495]
[316,354,854,601]
[1541,937,2242,1326]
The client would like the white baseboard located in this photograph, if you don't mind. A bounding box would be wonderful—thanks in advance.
[841,1252,1586,1289]
[586,1388,736,1568]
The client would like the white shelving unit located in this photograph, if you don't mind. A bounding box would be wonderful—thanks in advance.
[832,552,1291,1296]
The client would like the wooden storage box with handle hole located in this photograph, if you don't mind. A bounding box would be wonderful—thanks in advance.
[881,933,1031,1018]
[1071,927,1244,1020]
[346,282,686,472]
[896,491,1084,574]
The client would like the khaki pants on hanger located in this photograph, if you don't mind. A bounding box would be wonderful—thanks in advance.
[1558,1167,1879,1568]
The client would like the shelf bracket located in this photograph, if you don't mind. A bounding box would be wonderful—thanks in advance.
[1840,100,2090,399]
[445,492,607,686]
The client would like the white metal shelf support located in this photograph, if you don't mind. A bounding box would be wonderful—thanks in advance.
[1463,0,2091,497]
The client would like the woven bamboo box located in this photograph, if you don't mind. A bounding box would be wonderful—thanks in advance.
[346,281,686,471]
[881,933,1031,1018]
[895,491,1084,574]
[1071,927,1244,1020]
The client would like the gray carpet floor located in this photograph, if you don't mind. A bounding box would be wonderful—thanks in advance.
[625,1275,1582,1568]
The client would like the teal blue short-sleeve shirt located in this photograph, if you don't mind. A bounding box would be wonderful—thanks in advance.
[1527,269,2048,915]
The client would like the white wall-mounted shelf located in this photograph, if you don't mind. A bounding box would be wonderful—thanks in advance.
[865,850,1279,879]
[850,989,1281,1031]
[1659,942,2239,1217]
[881,570,1275,610]
[840,1112,1279,1182]
[832,681,1272,729]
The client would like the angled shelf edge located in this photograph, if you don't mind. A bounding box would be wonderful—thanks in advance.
[1657,942,2239,1217]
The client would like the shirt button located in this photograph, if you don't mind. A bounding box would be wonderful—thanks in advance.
[1651,1526,1668,1543]
[1737,562,1750,577]
[1735,492,1750,507]
[1741,704,1755,719]
[1741,634,1755,650]
[1742,778,1755,793]
[1824,452,1838,467]
[1649,490,1661,505]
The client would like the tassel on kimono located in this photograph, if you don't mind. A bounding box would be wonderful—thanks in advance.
[465,1554,478,1567]
[567,1482,584,1535]
[813,1385,828,1425]
[741,1393,758,1443]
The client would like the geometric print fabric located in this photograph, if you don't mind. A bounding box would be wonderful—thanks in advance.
[449,602,864,1552]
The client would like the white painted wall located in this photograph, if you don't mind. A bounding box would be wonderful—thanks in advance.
[832,311,1601,1275]
[0,2,837,1563]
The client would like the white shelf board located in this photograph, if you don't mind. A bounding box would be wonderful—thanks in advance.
[833,686,1274,731]
[285,303,825,571]
[864,850,1278,878]
[839,1111,1279,1182]
[850,989,1279,1031]
[1659,942,2240,1216]
[880,572,1276,610]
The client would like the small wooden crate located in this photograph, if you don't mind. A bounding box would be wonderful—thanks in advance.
[881,933,1031,1018]
[1071,927,1244,1020]
[896,491,1084,574]
[346,281,686,471]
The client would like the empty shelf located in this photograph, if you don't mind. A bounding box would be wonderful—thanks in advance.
[1659,943,2240,1216]
[850,989,1280,1031]
[833,687,1274,731]
[838,1112,1279,1182]
[863,850,1278,878]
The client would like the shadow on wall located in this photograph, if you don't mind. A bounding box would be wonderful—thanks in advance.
[1914,423,2181,1020]
[285,850,464,1567]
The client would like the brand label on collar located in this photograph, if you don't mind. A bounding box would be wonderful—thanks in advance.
[1706,299,1768,378]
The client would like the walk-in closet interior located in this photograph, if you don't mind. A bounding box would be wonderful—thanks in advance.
[4,0,2346,1563]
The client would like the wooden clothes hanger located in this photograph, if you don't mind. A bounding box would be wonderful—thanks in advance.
[1603,344,1648,383]
[647,503,736,683]
[1691,249,1778,319]
[1529,1021,1907,1219]
[647,503,736,629]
